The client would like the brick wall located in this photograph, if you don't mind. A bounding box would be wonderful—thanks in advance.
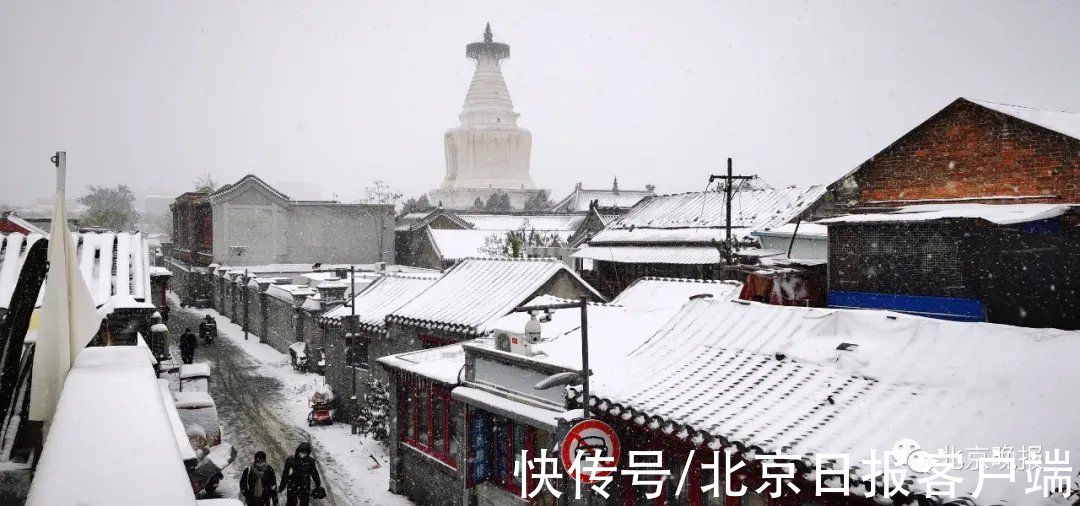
[829,222,969,297]
[835,98,1080,207]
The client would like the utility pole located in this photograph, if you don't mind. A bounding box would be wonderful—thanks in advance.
[243,269,249,340]
[708,157,753,264]
[349,265,358,435]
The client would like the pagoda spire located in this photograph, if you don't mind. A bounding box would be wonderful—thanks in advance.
[461,23,517,126]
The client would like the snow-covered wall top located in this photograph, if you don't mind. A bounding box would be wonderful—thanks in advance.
[0,232,153,309]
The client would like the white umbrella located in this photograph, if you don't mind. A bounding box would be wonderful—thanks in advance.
[29,152,102,423]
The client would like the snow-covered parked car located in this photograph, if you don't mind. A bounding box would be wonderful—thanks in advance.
[179,362,212,392]
[172,390,235,494]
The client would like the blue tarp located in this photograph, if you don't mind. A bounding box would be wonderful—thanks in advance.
[828,290,986,322]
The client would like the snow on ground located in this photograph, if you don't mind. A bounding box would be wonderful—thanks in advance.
[177,297,410,505]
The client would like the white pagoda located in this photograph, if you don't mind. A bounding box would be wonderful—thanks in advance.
[428,24,546,209]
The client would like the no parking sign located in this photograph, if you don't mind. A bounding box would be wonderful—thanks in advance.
[560,419,621,483]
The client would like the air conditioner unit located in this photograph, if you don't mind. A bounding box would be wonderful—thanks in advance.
[492,329,531,356]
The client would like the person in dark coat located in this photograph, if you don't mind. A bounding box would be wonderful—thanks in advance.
[179,327,197,364]
[240,451,279,506]
[279,442,322,506]
[160,305,170,324]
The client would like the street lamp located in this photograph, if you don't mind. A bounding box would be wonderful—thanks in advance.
[510,297,592,419]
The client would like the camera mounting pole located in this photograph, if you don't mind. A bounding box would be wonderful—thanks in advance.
[510,297,591,418]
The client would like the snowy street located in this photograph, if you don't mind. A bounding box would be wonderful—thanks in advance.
[166,294,412,506]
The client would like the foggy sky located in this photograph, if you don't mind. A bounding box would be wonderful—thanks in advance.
[2,0,1078,208]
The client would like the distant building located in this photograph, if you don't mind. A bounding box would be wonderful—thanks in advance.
[550,180,654,213]
[0,212,77,234]
[574,182,826,297]
[820,98,1080,328]
[427,24,548,210]
[395,209,587,270]
[0,212,46,235]
[143,194,173,218]
[168,175,396,303]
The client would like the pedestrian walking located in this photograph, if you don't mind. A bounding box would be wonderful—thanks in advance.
[160,305,170,324]
[179,327,197,364]
[279,442,323,506]
[240,451,279,506]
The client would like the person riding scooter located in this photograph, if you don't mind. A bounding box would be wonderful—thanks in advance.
[279,442,323,506]
[180,327,197,364]
[199,315,217,345]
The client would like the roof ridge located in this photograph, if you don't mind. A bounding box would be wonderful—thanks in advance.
[966,97,1080,115]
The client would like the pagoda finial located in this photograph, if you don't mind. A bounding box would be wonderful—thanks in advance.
[484,23,493,43]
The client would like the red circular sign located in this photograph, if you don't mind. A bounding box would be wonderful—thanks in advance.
[560,419,621,483]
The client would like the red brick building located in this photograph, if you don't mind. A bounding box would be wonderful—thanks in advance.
[822,98,1080,328]
[170,191,213,266]
[830,97,1079,209]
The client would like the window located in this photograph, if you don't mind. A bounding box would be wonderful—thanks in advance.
[399,374,457,467]
[470,411,552,499]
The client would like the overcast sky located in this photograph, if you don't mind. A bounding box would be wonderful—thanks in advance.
[2,0,1078,208]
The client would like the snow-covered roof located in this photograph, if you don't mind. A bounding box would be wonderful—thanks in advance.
[588,186,826,245]
[150,266,173,277]
[0,232,154,310]
[28,347,196,505]
[970,98,1080,140]
[209,174,290,202]
[581,299,1080,505]
[611,277,743,307]
[818,203,1073,226]
[573,245,722,264]
[479,279,742,371]
[460,213,585,232]
[1,213,47,235]
[387,258,604,336]
[264,284,315,304]
[551,187,654,213]
[0,233,45,308]
[428,228,502,261]
[320,273,442,333]
[376,344,466,384]
[395,208,474,232]
[750,222,829,239]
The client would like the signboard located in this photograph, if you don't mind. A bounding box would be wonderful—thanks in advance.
[560,419,621,483]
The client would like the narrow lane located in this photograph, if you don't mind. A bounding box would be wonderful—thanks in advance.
[167,300,354,505]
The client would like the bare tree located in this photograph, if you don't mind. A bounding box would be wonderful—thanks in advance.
[194,173,217,193]
[361,180,403,205]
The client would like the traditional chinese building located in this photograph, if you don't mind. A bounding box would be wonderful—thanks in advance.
[376,277,742,505]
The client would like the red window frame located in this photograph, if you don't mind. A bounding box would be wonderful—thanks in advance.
[399,374,457,468]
